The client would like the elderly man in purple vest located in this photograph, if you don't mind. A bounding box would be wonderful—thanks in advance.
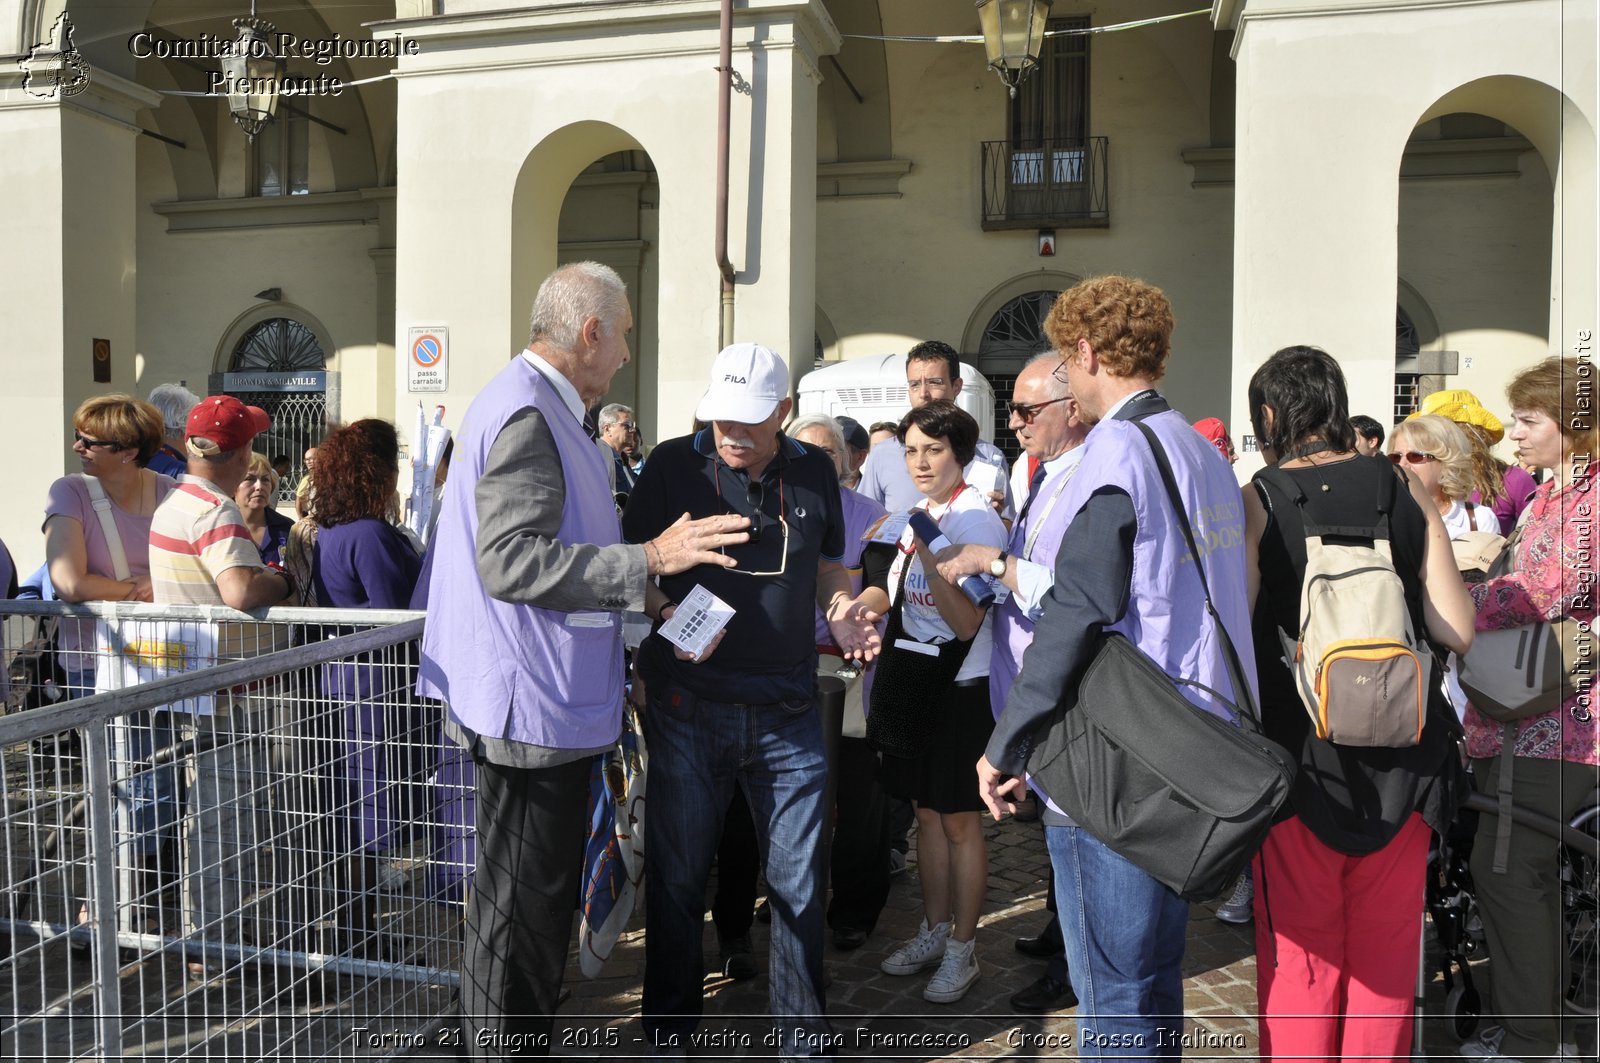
[937,350,1089,1013]
[976,277,1257,1059]
[621,343,881,1059]
[417,262,750,1058]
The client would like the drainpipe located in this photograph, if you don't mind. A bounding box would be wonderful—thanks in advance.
[715,0,736,347]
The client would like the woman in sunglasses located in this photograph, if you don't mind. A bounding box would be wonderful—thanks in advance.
[843,400,1007,1004]
[1387,414,1502,537]
[43,393,179,934]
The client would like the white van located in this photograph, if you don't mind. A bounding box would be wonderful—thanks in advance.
[795,354,998,444]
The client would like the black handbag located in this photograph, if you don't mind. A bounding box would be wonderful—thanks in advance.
[866,547,975,759]
[1026,421,1297,902]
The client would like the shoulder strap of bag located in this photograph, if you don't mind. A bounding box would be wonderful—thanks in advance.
[1130,420,1264,733]
[77,474,131,581]
[1255,460,1398,543]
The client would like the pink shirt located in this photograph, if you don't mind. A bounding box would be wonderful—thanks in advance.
[1465,475,1599,765]
[42,471,176,668]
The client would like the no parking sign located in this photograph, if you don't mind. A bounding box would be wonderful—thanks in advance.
[407,326,449,393]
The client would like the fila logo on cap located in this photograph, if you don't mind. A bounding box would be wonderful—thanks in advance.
[724,374,747,384]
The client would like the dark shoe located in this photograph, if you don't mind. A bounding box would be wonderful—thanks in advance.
[719,932,758,982]
[1010,972,1077,1012]
[1014,921,1063,959]
[754,899,772,925]
[832,927,868,951]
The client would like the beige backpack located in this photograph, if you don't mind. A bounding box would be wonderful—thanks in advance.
[1257,465,1432,747]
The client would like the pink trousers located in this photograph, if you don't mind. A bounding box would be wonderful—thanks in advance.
[1253,812,1429,1062]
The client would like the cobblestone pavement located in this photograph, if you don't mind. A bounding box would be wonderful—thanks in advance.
[512,812,1494,1061]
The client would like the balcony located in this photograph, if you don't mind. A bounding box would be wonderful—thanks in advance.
[981,137,1109,230]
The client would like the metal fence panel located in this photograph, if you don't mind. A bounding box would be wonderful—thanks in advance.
[2,602,466,1061]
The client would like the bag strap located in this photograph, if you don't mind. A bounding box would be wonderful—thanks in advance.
[1254,461,1399,543]
[1130,420,1264,733]
[78,474,131,581]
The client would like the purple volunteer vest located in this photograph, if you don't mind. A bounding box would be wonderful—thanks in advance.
[417,356,624,750]
[1004,407,1258,745]
[989,458,1080,716]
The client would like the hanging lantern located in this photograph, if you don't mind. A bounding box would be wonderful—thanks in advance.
[975,0,1054,97]
[221,17,284,139]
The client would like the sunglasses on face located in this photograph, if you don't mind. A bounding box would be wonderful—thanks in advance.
[614,421,637,432]
[1389,450,1437,465]
[1007,396,1071,424]
[74,431,125,452]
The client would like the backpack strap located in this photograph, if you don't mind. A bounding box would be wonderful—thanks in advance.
[1253,460,1398,544]
[77,474,131,581]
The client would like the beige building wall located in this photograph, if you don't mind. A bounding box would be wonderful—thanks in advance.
[389,0,840,449]
[815,0,1238,425]
[1227,0,1596,468]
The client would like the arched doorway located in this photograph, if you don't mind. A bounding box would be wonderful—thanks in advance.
[966,276,1078,460]
[511,123,659,440]
[213,311,334,503]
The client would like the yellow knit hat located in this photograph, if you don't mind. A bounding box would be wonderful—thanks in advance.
[1410,388,1505,445]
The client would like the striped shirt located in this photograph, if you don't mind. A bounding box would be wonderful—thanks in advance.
[149,475,263,605]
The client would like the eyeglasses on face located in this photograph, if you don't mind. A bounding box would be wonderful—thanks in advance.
[1389,450,1437,465]
[613,420,637,432]
[74,431,125,452]
[906,377,948,391]
[1007,396,1071,424]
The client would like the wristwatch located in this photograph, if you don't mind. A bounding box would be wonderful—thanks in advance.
[989,551,1009,578]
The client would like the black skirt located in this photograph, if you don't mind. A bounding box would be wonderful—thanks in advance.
[878,679,995,815]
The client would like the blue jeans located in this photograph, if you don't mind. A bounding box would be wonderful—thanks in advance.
[1048,824,1188,1059]
[642,679,831,1060]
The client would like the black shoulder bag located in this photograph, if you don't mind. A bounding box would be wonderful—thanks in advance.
[1025,421,1297,902]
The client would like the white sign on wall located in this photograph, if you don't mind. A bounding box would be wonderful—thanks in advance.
[407,326,449,393]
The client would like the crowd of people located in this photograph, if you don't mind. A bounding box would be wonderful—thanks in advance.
[4,259,1594,1062]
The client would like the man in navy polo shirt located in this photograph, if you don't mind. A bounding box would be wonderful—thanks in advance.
[622,342,880,1059]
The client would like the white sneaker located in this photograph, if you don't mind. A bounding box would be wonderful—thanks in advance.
[1215,872,1254,925]
[880,918,949,976]
[923,936,979,1003]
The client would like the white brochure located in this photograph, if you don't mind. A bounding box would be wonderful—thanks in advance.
[659,584,736,660]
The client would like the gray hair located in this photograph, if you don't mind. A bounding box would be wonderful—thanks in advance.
[787,414,849,476]
[598,403,635,430]
[1024,350,1070,398]
[527,261,629,351]
[147,383,202,434]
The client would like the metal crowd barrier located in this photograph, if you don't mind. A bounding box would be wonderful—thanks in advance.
[1,601,469,1060]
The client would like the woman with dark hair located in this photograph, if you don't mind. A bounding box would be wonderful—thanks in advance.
[842,400,1006,1004]
[1243,346,1474,1059]
[1459,357,1598,1063]
[310,419,426,931]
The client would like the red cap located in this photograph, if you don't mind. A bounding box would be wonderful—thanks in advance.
[185,395,271,456]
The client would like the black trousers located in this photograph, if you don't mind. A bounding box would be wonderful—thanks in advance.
[827,736,890,933]
[461,755,593,1058]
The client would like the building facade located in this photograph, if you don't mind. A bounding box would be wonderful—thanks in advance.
[0,0,1592,568]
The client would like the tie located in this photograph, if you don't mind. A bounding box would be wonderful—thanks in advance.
[1011,463,1049,550]
[583,415,600,441]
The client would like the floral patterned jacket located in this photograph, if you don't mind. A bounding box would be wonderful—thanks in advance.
[1464,474,1599,764]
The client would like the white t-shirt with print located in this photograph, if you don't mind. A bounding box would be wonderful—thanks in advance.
[886,485,1009,683]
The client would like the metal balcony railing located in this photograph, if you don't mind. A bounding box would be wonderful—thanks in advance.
[981,136,1109,230]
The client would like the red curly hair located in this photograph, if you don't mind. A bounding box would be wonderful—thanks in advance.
[311,419,401,527]
[1044,275,1174,382]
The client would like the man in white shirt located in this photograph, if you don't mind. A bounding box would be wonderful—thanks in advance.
[855,341,1014,519]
